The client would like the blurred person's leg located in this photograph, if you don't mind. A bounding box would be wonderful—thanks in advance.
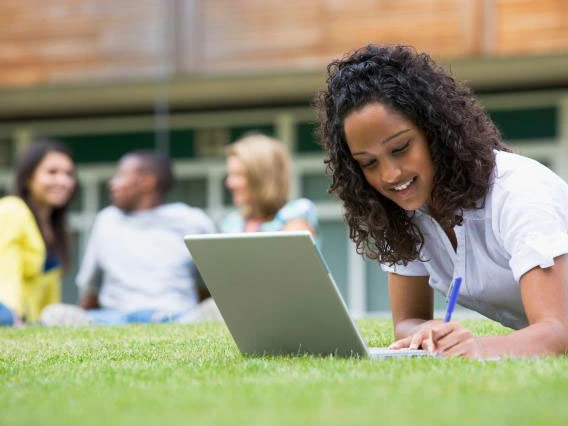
[89,308,182,324]
[42,275,62,310]
[85,308,127,325]
[40,305,167,325]
[123,309,178,323]
[40,301,224,326]
[26,269,63,322]
[0,302,15,326]
[39,303,91,326]
[176,298,223,324]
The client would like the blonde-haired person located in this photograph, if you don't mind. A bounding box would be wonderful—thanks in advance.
[220,133,317,236]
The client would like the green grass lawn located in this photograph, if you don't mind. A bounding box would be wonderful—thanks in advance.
[1,319,567,426]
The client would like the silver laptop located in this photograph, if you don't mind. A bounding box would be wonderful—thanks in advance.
[184,231,429,359]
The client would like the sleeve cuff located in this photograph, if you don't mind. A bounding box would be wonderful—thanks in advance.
[380,260,429,276]
[509,231,568,281]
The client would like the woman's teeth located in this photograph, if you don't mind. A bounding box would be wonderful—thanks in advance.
[393,178,414,191]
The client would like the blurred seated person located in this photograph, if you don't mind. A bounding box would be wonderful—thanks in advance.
[42,150,218,325]
[0,140,76,325]
[220,133,318,236]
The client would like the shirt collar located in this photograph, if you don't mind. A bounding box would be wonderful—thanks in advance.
[413,198,488,221]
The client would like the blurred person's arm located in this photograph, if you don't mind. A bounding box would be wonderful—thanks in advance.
[76,215,104,310]
[80,288,100,310]
[279,198,318,238]
[0,197,45,319]
[282,219,315,237]
[76,250,102,309]
[195,208,217,234]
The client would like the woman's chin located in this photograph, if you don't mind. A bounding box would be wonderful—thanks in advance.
[42,197,72,209]
[393,197,426,212]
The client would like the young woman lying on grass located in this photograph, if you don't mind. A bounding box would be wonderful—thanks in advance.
[316,44,568,358]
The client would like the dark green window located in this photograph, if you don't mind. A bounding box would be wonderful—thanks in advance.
[488,107,557,142]
[59,132,154,163]
[58,130,196,164]
[297,122,322,153]
[229,124,274,143]
[169,130,196,159]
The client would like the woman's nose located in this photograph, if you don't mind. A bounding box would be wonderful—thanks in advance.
[56,172,74,187]
[225,175,235,190]
[381,160,402,184]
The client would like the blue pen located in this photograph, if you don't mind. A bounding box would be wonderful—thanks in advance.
[444,277,462,323]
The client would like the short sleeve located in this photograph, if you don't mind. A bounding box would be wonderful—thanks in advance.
[192,209,216,234]
[276,198,318,230]
[494,172,568,282]
[219,211,244,234]
[380,259,429,276]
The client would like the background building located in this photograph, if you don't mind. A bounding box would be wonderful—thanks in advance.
[1,0,567,315]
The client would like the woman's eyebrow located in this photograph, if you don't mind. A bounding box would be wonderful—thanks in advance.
[352,129,411,156]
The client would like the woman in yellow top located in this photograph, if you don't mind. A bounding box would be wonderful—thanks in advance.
[0,140,76,325]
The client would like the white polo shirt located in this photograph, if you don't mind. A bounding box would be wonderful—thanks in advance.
[381,150,568,330]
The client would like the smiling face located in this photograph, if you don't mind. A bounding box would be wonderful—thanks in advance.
[343,102,435,212]
[27,151,76,209]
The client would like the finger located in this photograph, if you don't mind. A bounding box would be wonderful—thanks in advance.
[423,331,435,353]
[409,330,428,350]
[443,336,482,358]
[442,345,467,358]
[431,322,457,345]
[440,338,475,358]
[389,336,412,349]
[437,329,473,354]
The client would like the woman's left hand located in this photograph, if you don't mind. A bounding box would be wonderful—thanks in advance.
[392,321,483,358]
[428,322,483,357]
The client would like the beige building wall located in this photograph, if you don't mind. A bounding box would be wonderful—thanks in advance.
[1,0,567,88]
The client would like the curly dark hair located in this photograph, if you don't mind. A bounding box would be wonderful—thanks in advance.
[315,44,510,266]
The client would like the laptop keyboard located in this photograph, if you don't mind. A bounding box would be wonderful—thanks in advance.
[368,347,432,358]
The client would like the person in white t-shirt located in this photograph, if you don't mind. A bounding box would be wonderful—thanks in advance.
[316,44,568,358]
[41,150,220,325]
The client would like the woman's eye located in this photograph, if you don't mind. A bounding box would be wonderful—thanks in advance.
[361,159,377,169]
[392,141,410,155]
